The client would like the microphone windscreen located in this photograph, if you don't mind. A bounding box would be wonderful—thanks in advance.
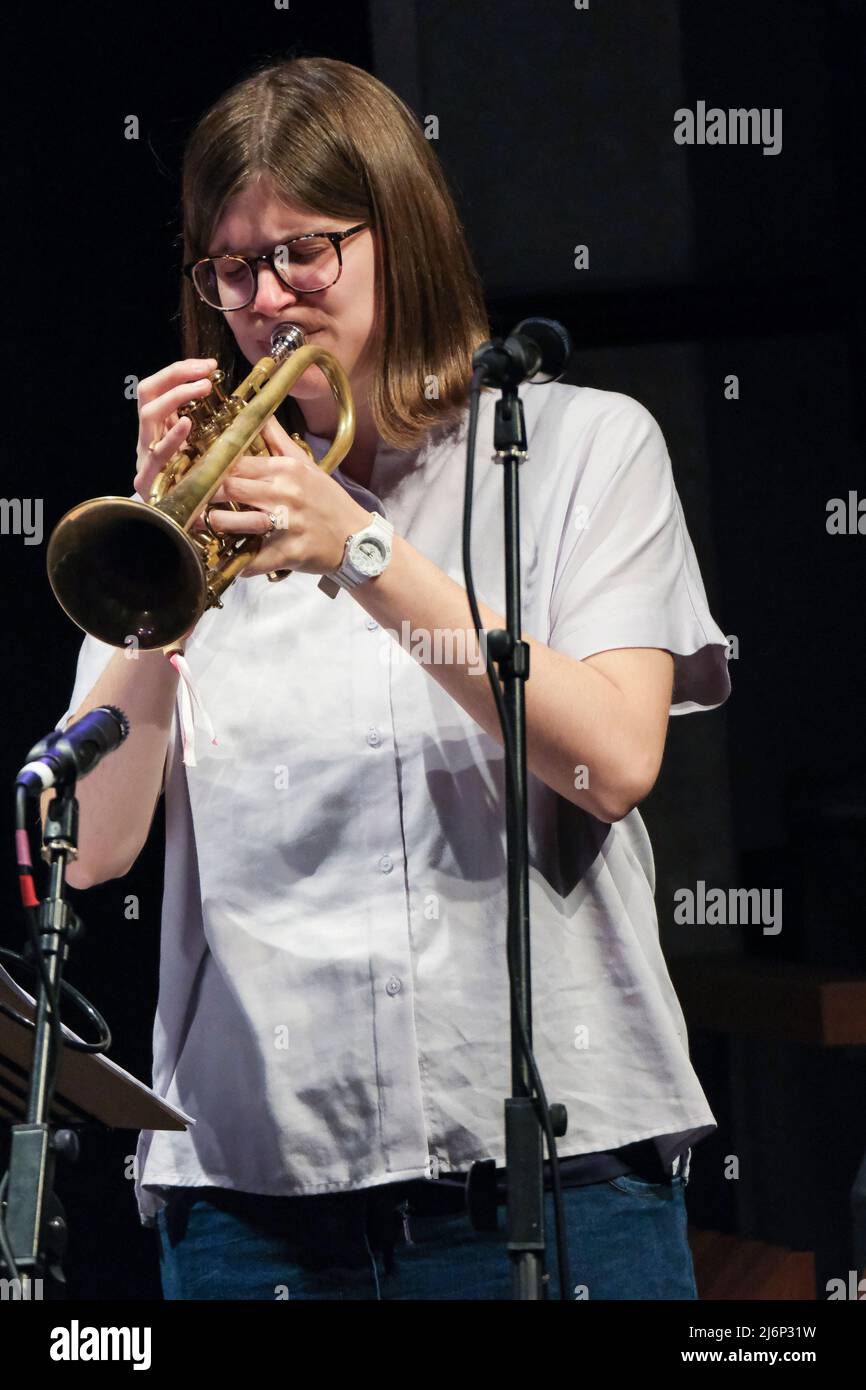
[513,317,572,383]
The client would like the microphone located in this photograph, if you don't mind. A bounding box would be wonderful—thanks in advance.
[17,706,130,794]
[472,316,572,389]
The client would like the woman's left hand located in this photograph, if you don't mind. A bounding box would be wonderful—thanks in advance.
[202,415,371,577]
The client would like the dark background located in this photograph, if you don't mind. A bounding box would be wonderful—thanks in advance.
[1,0,864,1298]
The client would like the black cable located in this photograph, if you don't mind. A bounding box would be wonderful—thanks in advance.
[0,948,111,1056]
[0,786,112,1286]
[0,1172,19,1283]
[11,786,111,1054]
[461,367,572,1300]
[14,785,63,1063]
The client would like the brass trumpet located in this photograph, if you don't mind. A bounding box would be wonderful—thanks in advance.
[46,323,355,650]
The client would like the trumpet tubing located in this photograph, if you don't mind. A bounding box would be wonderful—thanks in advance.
[46,324,355,651]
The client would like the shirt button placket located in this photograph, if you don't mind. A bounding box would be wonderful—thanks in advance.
[359,611,426,1173]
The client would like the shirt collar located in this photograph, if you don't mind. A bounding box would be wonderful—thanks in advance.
[303,430,421,519]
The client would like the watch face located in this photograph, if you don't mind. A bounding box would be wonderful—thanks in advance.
[349,535,387,576]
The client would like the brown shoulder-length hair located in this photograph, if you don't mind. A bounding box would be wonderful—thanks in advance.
[178,56,491,451]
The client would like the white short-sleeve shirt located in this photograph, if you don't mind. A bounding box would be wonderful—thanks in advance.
[55,381,731,1225]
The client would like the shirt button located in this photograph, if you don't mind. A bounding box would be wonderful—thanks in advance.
[365,616,379,630]
[378,854,393,873]
[366,727,382,747]
[385,976,402,996]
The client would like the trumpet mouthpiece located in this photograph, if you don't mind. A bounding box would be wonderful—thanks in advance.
[270,322,305,361]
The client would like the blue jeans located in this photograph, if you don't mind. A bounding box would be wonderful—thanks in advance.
[156,1169,698,1300]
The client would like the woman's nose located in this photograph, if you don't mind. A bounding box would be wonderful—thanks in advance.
[252,263,302,315]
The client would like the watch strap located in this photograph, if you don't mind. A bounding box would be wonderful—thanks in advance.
[319,512,394,597]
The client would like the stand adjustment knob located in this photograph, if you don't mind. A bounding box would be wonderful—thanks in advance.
[550,1103,568,1138]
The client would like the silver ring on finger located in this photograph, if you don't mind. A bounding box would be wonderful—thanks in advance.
[266,511,279,534]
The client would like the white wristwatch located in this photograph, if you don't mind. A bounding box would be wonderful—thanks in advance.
[318,512,394,598]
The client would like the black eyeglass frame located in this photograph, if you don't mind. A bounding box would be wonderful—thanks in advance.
[183,222,370,308]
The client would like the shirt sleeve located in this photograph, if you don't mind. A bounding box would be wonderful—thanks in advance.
[547,392,731,715]
[55,633,176,793]
[54,633,117,733]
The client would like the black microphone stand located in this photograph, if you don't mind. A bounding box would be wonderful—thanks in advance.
[478,365,568,1299]
[2,785,82,1299]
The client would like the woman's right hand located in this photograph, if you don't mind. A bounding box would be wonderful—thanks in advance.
[134,358,218,501]
[135,358,218,650]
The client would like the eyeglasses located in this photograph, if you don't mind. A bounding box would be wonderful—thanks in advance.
[183,222,369,310]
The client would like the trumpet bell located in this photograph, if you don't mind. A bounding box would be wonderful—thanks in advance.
[46,326,354,651]
[47,497,207,651]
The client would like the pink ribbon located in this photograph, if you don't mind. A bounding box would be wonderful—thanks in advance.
[166,651,218,767]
